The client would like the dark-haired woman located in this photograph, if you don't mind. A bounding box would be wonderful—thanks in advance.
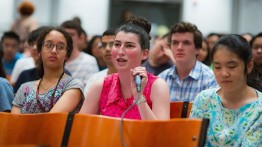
[11,27,84,114]
[80,16,170,120]
[190,34,262,146]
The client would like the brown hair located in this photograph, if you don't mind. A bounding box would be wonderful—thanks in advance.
[18,0,35,16]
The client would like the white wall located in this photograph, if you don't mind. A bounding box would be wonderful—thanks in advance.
[182,0,232,37]
[238,0,262,35]
[0,0,15,34]
[56,0,109,36]
[1,0,262,38]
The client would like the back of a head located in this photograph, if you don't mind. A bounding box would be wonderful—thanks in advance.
[102,28,116,37]
[61,20,82,36]
[117,16,151,50]
[169,22,202,49]
[1,31,20,43]
[18,0,35,16]
[28,26,49,44]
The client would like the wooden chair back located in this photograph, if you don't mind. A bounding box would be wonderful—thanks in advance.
[66,114,208,147]
[0,112,69,147]
[170,101,193,118]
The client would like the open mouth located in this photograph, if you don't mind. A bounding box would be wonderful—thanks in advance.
[117,58,127,62]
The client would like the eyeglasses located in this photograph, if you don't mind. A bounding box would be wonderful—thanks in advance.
[99,42,114,49]
[42,42,67,53]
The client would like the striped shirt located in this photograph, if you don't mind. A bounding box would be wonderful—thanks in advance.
[159,61,218,102]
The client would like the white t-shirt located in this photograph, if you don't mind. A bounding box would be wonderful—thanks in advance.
[65,52,99,85]
[84,68,108,97]
[11,57,35,83]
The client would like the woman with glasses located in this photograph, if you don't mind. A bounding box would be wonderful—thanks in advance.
[80,16,170,120]
[11,27,84,114]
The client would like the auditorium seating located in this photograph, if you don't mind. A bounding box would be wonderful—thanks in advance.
[170,101,193,118]
[0,112,69,146]
[0,112,208,147]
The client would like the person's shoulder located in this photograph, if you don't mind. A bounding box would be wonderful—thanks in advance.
[200,88,218,95]
[79,52,97,61]
[18,80,35,90]
[0,77,9,83]
[13,57,34,70]
[195,88,219,103]
[62,75,85,89]
[90,69,108,79]
[0,78,12,90]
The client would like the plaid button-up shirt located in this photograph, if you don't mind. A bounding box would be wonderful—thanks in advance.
[159,61,218,102]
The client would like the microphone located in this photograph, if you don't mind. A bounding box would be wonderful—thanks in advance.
[135,75,142,92]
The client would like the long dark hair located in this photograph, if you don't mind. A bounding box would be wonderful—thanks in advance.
[211,34,252,74]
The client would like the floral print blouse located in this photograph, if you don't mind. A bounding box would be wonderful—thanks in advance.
[190,88,262,146]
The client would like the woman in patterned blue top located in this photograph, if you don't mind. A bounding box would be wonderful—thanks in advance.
[11,27,84,113]
[190,34,262,146]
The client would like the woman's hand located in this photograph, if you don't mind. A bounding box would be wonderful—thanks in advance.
[130,66,148,99]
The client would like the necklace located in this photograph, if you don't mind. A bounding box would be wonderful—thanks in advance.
[36,72,64,112]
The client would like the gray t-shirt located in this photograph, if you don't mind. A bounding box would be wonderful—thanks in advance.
[13,75,84,113]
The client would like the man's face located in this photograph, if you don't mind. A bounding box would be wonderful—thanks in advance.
[101,35,115,65]
[170,32,198,65]
[2,38,19,61]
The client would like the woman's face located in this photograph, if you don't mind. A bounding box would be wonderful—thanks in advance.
[197,41,208,62]
[41,30,68,69]
[213,47,250,92]
[111,31,148,72]
[251,37,262,65]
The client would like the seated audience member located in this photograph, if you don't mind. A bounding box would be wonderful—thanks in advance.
[11,27,84,114]
[61,20,99,85]
[80,16,170,120]
[11,27,46,86]
[247,32,262,92]
[1,31,23,80]
[190,34,262,146]
[0,44,14,112]
[142,33,174,75]
[159,22,217,101]
[85,35,107,71]
[206,32,221,50]
[13,27,71,93]
[197,39,211,66]
[84,28,117,95]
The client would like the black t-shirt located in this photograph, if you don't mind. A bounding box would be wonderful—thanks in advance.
[142,60,173,76]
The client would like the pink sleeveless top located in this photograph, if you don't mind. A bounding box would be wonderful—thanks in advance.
[100,73,157,119]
